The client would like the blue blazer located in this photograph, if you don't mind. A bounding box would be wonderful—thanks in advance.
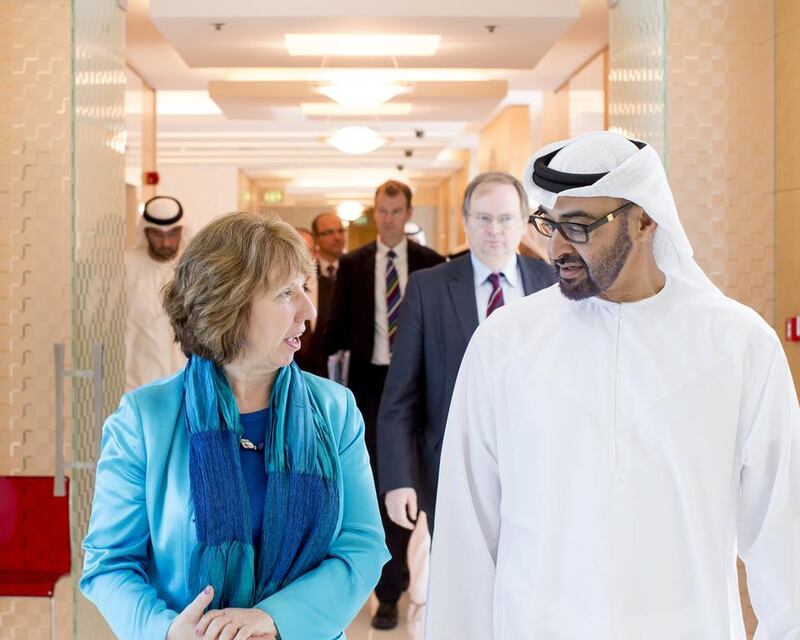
[81,369,390,640]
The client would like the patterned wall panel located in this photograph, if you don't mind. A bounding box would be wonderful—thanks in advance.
[776,0,800,397]
[71,0,127,638]
[667,0,775,325]
[0,1,74,638]
[608,0,667,159]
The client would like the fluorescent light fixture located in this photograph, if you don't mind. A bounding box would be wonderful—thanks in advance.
[224,68,490,82]
[285,34,440,57]
[337,201,365,222]
[301,102,412,117]
[316,82,410,109]
[156,91,222,116]
[326,127,386,155]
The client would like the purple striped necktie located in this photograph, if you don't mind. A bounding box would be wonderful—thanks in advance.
[486,272,505,317]
[386,250,401,352]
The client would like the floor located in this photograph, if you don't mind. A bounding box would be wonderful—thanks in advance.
[346,593,424,640]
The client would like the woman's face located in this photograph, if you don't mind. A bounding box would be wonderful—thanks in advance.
[240,271,316,371]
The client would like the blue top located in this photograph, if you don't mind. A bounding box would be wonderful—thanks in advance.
[239,407,270,544]
[80,370,389,640]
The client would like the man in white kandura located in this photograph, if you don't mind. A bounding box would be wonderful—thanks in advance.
[124,195,188,391]
[426,131,800,639]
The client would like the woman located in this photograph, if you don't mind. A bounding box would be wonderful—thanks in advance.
[81,212,389,640]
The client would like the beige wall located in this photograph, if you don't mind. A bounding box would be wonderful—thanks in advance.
[435,156,469,255]
[776,0,800,393]
[542,85,570,146]
[667,0,775,327]
[478,106,533,175]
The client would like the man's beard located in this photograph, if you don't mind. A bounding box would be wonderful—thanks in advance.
[552,224,633,300]
[148,245,179,262]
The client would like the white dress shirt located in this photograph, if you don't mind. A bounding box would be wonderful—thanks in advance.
[471,253,524,322]
[372,238,408,366]
[318,258,339,280]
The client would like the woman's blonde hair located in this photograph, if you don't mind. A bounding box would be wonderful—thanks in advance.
[162,211,314,364]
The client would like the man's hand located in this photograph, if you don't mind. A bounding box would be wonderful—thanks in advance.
[385,487,418,530]
[195,605,277,640]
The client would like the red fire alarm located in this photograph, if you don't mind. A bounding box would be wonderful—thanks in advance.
[143,171,160,185]
[786,317,800,342]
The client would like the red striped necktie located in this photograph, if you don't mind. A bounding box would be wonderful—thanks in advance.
[386,250,401,351]
[486,272,505,317]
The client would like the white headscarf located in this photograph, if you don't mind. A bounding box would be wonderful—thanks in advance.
[133,195,191,253]
[523,131,719,294]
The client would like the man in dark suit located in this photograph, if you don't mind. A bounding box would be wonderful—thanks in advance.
[295,226,336,377]
[378,172,556,535]
[326,180,444,629]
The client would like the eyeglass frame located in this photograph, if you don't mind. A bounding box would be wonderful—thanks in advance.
[466,212,524,229]
[315,228,346,238]
[528,201,635,244]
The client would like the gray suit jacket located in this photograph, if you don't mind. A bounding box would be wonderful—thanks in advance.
[376,253,556,522]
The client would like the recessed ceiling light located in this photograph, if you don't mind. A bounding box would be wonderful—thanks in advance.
[326,127,387,155]
[302,103,412,117]
[285,34,440,57]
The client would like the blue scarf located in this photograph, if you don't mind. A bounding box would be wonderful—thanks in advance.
[184,356,340,609]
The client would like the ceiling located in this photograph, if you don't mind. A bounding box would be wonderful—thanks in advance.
[125,0,608,207]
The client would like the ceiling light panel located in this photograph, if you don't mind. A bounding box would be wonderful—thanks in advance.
[301,103,412,117]
[285,34,440,57]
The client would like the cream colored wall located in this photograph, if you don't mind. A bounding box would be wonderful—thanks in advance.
[542,85,570,146]
[478,106,533,175]
[435,159,469,255]
[157,164,240,233]
[776,0,800,394]
[0,1,74,637]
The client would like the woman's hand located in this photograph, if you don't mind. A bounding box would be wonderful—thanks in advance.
[167,586,215,640]
[195,605,277,640]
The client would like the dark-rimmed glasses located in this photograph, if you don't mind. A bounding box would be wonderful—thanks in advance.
[528,202,634,244]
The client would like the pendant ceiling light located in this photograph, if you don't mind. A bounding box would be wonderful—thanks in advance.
[337,201,365,222]
[316,82,410,109]
[326,126,387,155]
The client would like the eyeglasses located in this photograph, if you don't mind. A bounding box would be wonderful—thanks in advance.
[316,228,345,237]
[528,202,634,244]
[468,213,521,229]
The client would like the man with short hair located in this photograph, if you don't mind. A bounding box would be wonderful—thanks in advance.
[326,180,444,630]
[378,172,555,534]
[312,211,346,280]
[124,195,187,390]
[426,131,800,639]
[294,227,335,378]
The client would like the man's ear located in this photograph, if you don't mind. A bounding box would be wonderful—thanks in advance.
[636,208,658,240]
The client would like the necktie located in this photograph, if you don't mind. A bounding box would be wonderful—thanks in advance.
[486,273,505,317]
[325,264,335,279]
[386,250,401,351]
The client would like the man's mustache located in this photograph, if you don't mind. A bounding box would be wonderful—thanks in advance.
[553,254,586,268]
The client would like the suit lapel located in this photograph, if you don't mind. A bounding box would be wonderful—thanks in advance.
[519,255,554,295]
[407,240,421,273]
[447,254,480,342]
[363,242,377,329]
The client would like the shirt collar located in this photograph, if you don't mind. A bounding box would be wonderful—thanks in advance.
[471,252,520,288]
[376,237,408,258]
